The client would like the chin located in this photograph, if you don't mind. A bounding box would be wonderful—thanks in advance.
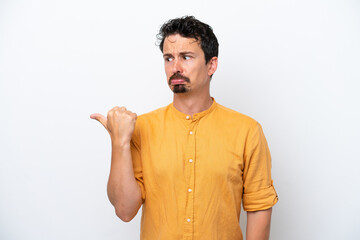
[172,84,189,93]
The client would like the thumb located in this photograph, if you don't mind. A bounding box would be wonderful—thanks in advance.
[90,113,108,130]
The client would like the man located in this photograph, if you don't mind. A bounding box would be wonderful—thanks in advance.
[90,16,278,240]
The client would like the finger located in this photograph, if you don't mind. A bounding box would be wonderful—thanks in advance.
[125,110,137,120]
[90,113,108,129]
[113,106,126,111]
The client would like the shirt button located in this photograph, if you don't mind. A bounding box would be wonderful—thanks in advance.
[189,159,193,163]
[188,188,192,192]
[189,131,193,135]
[187,218,191,222]
[186,115,190,119]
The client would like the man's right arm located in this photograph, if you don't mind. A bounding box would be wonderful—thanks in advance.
[107,142,142,222]
[90,106,142,222]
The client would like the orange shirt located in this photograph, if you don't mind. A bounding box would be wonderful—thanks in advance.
[130,98,278,240]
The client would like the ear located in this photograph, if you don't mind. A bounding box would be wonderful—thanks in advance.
[207,57,218,77]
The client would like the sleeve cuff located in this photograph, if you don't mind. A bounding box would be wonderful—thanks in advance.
[243,184,278,211]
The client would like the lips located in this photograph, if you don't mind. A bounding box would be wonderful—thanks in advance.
[169,73,190,85]
[171,79,186,85]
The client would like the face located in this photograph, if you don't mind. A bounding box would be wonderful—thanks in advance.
[162,34,217,95]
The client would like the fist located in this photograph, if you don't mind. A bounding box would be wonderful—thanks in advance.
[90,106,137,145]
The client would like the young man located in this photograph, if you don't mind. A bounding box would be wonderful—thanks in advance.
[90,16,278,240]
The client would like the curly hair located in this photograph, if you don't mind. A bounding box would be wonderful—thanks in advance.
[157,16,219,64]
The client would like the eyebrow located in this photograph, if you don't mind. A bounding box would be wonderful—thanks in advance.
[163,53,173,58]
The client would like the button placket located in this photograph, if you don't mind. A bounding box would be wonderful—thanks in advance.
[183,119,198,238]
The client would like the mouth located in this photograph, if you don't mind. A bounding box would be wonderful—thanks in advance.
[169,73,190,86]
[170,79,187,85]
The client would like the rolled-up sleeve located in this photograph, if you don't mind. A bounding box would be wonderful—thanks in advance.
[242,122,278,211]
[130,119,146,203]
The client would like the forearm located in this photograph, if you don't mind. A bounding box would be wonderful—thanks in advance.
[246,208,272,240]
[107,142,142,222]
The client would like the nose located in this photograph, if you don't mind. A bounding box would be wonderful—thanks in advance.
[172,58,183,74]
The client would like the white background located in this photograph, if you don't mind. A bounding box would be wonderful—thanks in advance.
[1,0,359,239]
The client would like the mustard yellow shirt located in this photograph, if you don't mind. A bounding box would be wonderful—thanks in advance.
[130,98,278,240]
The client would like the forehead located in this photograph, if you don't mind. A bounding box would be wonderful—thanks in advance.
[163,34,202,53]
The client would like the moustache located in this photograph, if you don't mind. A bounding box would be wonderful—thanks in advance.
[169,73,190,84]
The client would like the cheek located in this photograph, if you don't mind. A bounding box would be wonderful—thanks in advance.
[164,66,172,77]
[192,66,207,79]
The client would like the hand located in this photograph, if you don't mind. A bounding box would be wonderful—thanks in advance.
[90,106,137,146]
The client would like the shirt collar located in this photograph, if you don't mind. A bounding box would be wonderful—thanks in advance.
[170,97,217,121]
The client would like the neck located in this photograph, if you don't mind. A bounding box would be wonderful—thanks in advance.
[173,91,213,116]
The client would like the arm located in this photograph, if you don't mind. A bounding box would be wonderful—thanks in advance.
[243,123,278,239]
[107,142,142,222]
[246,208,272,240]
[91,106,142,222]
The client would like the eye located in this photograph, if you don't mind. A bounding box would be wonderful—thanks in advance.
[183,55,191,60]
[166,57,174,62]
